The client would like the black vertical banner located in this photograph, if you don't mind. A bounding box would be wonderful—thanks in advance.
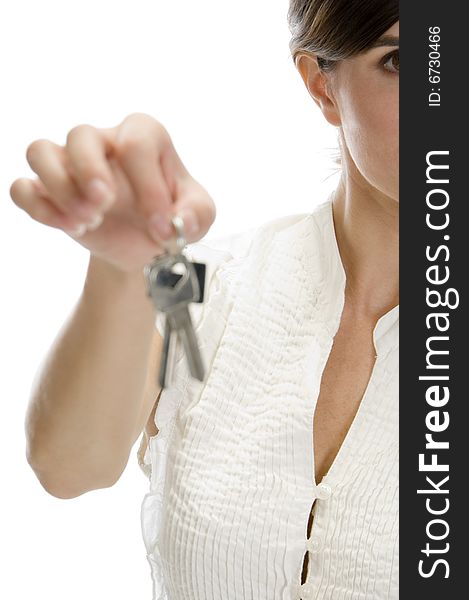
[400,1,467,596]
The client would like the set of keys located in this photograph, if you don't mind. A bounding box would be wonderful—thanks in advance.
[144,215,207,389]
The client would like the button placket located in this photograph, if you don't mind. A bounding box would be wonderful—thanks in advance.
[297,485,334,598]
[306,536,321,553]
[297,580,315,599]
[315,482,332,500]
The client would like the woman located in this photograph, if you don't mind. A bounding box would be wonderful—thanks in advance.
[11,1,399,598]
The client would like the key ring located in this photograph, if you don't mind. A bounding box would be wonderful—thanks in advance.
[144,212,200,307]
[172,215,186,248]
[163,214,186,255]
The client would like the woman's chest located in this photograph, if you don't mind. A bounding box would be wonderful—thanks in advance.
[157,320,398,589]
[312,311,379,483]
[157,352,398,600]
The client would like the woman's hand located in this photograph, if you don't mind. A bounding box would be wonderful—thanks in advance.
[10,112,217,273]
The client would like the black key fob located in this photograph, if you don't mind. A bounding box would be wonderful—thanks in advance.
[157,260,206,303]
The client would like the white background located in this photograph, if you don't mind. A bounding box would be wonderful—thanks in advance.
[0,1,340,598]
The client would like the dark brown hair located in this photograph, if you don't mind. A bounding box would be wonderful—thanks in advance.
[288,0,399,71]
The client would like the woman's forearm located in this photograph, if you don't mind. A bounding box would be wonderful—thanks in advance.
[26,253,159,498]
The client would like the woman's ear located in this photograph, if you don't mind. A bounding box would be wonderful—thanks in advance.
[295,54,342,127]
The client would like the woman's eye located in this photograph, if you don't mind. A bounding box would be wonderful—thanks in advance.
[382,50,399,74]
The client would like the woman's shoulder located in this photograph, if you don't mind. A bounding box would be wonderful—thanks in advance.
[185,225,258,266]
[186,200,331,266]
[177,200,333,330]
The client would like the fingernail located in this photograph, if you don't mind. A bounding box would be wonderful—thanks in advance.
[148,213,173,240]
[86,213,104,231]
[178,207,199,236]
[87,179,114,208]
[65,223,87,238]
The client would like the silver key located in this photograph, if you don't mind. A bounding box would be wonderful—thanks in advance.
[146,251,205,387]
[144,217,206,388]
[159,315,177,388]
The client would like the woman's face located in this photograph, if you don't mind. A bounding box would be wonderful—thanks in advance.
[298,21,399,203]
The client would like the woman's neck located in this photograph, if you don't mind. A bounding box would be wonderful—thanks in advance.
[331,172,399,318]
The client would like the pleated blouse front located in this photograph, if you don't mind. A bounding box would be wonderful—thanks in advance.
[137,195,399,600]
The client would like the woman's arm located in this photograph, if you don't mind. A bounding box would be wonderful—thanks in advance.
[11,115,216,498]
[25,253,162,499]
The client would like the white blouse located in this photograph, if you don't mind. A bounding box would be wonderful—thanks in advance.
[137,194,399,600]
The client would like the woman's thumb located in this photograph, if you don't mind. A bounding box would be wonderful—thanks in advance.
[172,180,217,244]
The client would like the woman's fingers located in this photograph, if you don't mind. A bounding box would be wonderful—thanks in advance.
[157,119,216,241]
[25,138,105,226]
[112,114,174,242]
[65,124,116,209]
[164,179,216,244]
[113,113,216,244]
[26,140,79,212]
[10,177,86,234]
[12,113,217,264]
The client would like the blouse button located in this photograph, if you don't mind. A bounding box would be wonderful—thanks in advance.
[306,536,321,552]
[316,482,332,500]
[299,581,315,598]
